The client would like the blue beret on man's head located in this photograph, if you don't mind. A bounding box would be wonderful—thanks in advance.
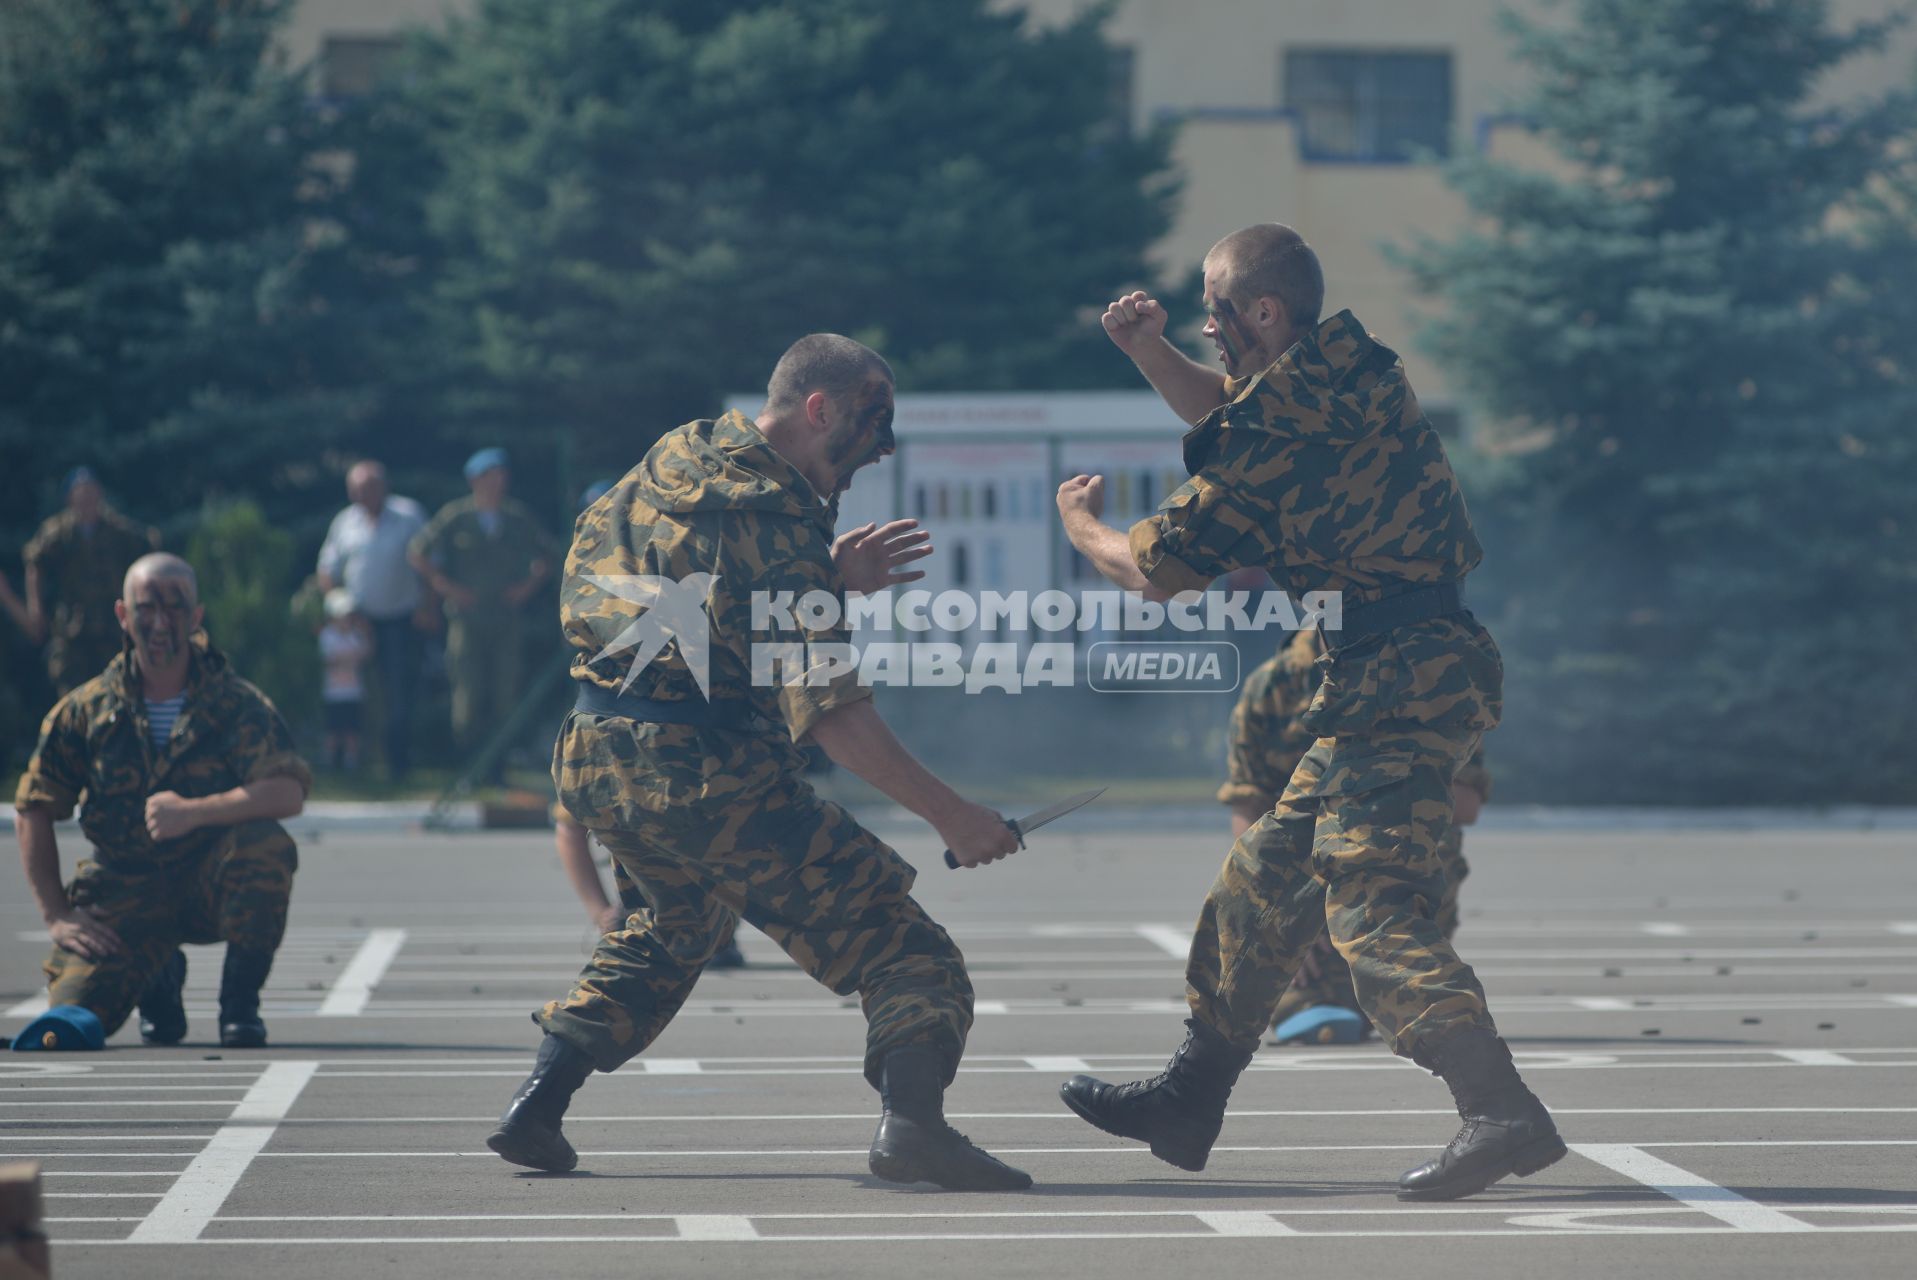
[62,465,100,496]
[464,447,509,481]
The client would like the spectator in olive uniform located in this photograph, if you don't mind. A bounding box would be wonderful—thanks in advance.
[1053,224,1561,1202]
[409,449,560,764]
[12,554,310,1051]
[488,335,1029,1192]
[1220,626,1488,1045]
[21,468,160,696]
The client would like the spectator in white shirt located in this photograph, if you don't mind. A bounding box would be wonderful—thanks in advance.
[316,461,428,780]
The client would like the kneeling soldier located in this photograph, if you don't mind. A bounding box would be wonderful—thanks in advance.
[12,554,309,1051]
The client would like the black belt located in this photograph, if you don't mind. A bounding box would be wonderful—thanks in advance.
[1320,582,1466,645]
[573,683,758,731]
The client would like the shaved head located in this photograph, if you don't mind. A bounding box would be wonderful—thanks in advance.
[765,334,894,414]
[124,553,199,607]
[1204,224,1324,330]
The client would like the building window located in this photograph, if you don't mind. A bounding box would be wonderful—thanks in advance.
[320,35,402,100]
[1281,49,1452,162]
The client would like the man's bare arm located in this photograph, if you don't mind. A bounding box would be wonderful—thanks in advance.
[144,777,305,842]
[1056,476,1172,602]
[17,808,122,958]
[807,700,1018,868]
[1102,293,1227,427]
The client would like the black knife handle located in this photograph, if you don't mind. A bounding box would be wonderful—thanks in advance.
[943,818,1024,869]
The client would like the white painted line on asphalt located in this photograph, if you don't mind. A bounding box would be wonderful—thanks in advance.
[1572,1144,1816,1232]
[39,1171,182,1177]
[1886,995,1917,1007]
[1024,1057,1092,1072]
[317,929,408,1016]
[42,1193,165,1198]
[1889,923,1917,935]
[4,994,50,1017]
[1571,998,1633,1010]
[1640,923,1692,936]
[675,1215,759,1240]
[1773,1050,1856,1066]
[1134,925,1190,959]
[974,1000,1011,1014]
[62,1225,1917,1245]
[127,1060,317,1244]
[640,1059,701,1075]
[1195,1210,1298,1236]
[7,1085,252,1093]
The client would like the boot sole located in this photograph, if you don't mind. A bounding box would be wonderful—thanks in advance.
[869,1148,1031,1192]
[1396,1131,1568,1201]
[486,1124,578,1173]
[1058,1082,1209,1173]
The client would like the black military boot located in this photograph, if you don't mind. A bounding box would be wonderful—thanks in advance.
[217,947,274,1049]
[1398,1029,1566,1200]
[868,1047,1033,1191]
[487,1034,595,1173]
[1058,1018,1253,1172]
[137,951,188,1046]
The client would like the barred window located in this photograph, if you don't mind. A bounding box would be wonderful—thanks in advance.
[1282,49,1452,162]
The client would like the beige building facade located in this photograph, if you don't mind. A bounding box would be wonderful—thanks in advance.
[287,0,1917,406]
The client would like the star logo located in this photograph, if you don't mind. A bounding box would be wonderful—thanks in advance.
[581,574,720,699]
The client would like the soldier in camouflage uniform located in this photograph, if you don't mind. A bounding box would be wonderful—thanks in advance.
[1220,627,1488,1043]
[1054,224,1561,1201]
[21,468,160,696]
[487,334,1030,1191]
[12,554,310,1050]
[408,449,561,761]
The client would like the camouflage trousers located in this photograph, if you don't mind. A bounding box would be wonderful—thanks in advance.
[1271,823,1470,1026]
[1185,608,1509,1068]
[445,616,521,754]
[43,821,298,1037]
[541,767,973,1086]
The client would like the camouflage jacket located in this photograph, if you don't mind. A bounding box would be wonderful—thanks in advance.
[23,507,158,642]
[556,411,871,808]
[411,496,560,619]
[14,636,312,872]
[1219,623,1493,807]
[1129,309,1481,606]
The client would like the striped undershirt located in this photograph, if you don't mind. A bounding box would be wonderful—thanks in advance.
[146,695,185,749]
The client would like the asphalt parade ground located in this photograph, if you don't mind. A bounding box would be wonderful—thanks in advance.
[5,813,1916,1279]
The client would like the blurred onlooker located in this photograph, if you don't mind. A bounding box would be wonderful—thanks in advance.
[0,569,31,635]
[21,467,161,695]
[316,461,429,781]
[408,448,559,768]
[318,588,372,774]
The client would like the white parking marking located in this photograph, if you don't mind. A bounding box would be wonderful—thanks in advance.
[1640,923,1692,936]
[675,1215,759,1240]
[1572,1144,1816,1232]
[4,994,50,1017]
[317,930,409,1016]
[1772,1050,1856,1066]
[1134,925,1190,959]
[1195,1210,1298,1236]
[1024,1057,1092,1072]
[126,1060,317,1243]
[640,1059,701,1075]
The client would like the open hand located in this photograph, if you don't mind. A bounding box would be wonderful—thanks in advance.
[832,519,934,594]
[50,907,124,960]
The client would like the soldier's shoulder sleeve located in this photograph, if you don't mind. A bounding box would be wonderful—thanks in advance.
[409,501,457,558]
[1128,418,1285,596]
[13,688,93,818]
[22,514,66,569]
[220,678,314,796]
[744,523,872,743]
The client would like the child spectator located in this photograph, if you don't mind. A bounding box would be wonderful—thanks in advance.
[319,588,372,772]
